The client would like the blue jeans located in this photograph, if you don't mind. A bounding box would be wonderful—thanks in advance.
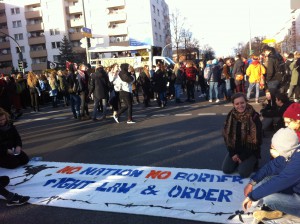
[257,177,300,217]
[69,94,81,117]
[93,98,107,119]
[247,82,260,100]
[209,82,219,100]
[174,84,181,99]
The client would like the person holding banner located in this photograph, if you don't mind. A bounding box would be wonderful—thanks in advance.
[222,92,262,178]
[0,175,30,206]
[243,127,300,221]
[0,107,29,169]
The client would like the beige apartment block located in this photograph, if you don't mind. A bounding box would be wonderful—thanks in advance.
[0,0,171,73]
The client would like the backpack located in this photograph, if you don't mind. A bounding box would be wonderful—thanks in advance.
[275,53,286,78]
[204,66,211,79]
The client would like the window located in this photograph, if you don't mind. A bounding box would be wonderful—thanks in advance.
[154,19,156,27]
[158,22,161,29]
[53,55,61,62]
[159,35,162,42]
[155,32,158,40]
[152,5,155,13]
[11,8,20,15]
[50,28,60,36]
[16,46,25,53]
[14,33,23,40]
[157,9,160,16]
[12,20,22,28]
[51,42,61,49]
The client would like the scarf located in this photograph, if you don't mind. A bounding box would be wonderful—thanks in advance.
[223,104,258,149]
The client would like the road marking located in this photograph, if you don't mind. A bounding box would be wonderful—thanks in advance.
[53,117,68,119]
[221,113,228,116]
[152,114,169,117]
[174,114,192,116]
[197,113,217,116]
[133,115,147,117]
[34,118,48,121]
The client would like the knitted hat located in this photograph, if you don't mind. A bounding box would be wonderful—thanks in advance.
[212,59,218,65]
[271,128,299,159]
[283,103,300,120]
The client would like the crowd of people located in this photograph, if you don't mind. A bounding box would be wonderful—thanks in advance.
[0,45,300,223]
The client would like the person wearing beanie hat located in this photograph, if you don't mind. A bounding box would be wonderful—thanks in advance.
[208,58,221,103]
[283,103,300,140]
[271,128,299,159]
[242,126,300,221]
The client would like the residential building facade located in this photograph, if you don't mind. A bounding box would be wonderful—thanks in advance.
[0,0,171,73]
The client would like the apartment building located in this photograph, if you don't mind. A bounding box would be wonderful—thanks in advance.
[0,0,171,73]
[274,0,300,53]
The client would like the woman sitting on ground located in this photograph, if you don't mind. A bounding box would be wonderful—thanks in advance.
[0,107,29,169]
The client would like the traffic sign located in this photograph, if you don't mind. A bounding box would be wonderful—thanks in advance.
[81,27,92,38]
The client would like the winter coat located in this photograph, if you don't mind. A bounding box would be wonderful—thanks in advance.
[248,148,300,201]
[289,59,300,86]
[89,67,109,100]
[232,58,245,75]
[174,68,185,85]
[0,123,22,157]
[265,52,284,82]
[185,66,197,81]
[246,61,266,83]
[208,64,221,83]
[153,69,168,92]
[66,72,79,94]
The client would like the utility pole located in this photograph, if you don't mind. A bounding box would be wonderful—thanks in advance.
[81,0,90,64]
[0,31,25,74]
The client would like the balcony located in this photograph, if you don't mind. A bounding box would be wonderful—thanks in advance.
[28,36,46,45]
[0,14,6,24]
[0,28,8,35]
[30,49,47,58]
[26,22,44,32]
[25,10,42,19]
[31,62,47,71]
[0,42,10,49]
[0,54,12,62]
[69,32,83,41]
[70,18,84,27]
[108,12,126,23]
[0,4,5,11]
[108,25,128,36]
[68,4,82,14]
[72,46,85,53]
[107,0,125,9]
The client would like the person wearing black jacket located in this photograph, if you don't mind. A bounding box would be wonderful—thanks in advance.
[66,64,81,120]
[263,46,284,103]
[261,92,292,133]
[0,107,29,169]
[138,65,152,107]
[89,66,109,121]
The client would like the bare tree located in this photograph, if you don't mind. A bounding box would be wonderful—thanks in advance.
[170,9,186,62]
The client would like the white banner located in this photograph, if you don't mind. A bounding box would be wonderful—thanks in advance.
[1,161,256,223]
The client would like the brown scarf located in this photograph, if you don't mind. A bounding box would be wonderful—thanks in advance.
[223,104,258,149]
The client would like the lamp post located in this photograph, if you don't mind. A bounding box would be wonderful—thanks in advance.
[0,30,24,74]
[161,43,172,57]
[81,0,90,64]
[248,0,252,55]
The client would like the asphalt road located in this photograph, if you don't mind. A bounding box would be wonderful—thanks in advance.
[0,95,272,224]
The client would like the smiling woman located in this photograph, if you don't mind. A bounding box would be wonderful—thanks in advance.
[222,93,262,178]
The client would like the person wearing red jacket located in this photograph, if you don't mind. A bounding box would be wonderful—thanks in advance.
[184,61,197,102]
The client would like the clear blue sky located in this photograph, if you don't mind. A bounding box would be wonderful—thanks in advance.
[165,0,291,57]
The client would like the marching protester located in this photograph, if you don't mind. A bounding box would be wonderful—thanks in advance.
[246,55,266,103]
[77,64,90,120]
[288,51,300,102]
[27,71,40,112]
[108,63,120,118]
[66,63,81,120]
[138,65,152,107]
[153,63,168,108]
[243,127,300,222]
[222,93,262,178]
[184,61,197,102]
[89,65,109,121]
[0,107,29,169]
[113,63,136,124]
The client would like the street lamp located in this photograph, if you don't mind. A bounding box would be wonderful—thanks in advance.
[0,30,24,73]
[161,43,172,57]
